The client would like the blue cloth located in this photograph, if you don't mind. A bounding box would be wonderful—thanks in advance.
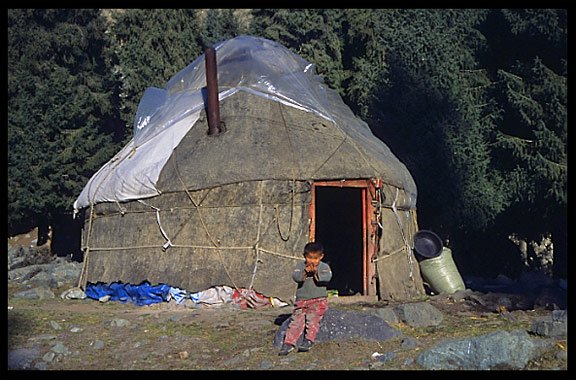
[85,282,172,306]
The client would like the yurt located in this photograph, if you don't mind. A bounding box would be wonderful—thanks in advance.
[74,36,425,302]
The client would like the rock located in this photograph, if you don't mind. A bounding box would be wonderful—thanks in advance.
[61,287,87,300]
[8,348,40,369]
[42,351,56,362]
[8,256,28,271]
[400,337,423,350]
[28,271,59,288]
[8,256,82,290]
[534,286,567,310]
[499,309,517,322]
[51,342,69,355]
[260,360,274,369]
[12,286,55,300]
[9,259,82,291]
[552,309,567,322]
[110,318,131,328]
[377,352,397,363]
[8,265,43,283]
[35,361,48,370]
[221,355,243,367]
[556,350,567,361]
[279,355,298,364]
[99,295,111,303]
[51,262,82,285]
[27,334,57,342]
[530,310,567,338]
[369,352,397,369]
[448,288,476,302]
[402,357,414,367]
[50,320,62,330]
[394,302,443,327]
[92,340,105,350]
[416,329,554,370]
[273,307,402,349]
[368,307,400,325]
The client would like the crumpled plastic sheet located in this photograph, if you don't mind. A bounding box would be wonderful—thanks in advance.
[190,285,235,304]
[74,35,416,211]
[85,282,288,308]
[85,282,172,306]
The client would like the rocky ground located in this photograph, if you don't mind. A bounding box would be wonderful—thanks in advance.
[7,230,569,371]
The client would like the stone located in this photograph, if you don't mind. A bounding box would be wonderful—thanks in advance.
[50,320,62,330]
[8,256,27,271]
[402,357,414,367]
[110,318,131,328]
[394,302,443,327]
[9,265,44,283]
[530,311,567,338]
[260,360,274,369]
[377,352,397,363]
[552,309,567,322]
[416,329,554,370]
[35,362,48,370]
[273,307,402,349]
[400,337,423,350]
[61,287,87,300]
[369,307,400,325]
[12,286,55,300]
[42,351,56,362]
[8,348,40,369]
[51,342,69,355]
[28,271,58,288]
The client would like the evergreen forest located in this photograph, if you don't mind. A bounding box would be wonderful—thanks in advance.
[7,9,568,279]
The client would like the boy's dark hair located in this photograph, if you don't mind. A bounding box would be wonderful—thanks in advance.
[304,242,323,254]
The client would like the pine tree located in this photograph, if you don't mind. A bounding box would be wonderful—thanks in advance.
[249,9,349,96]
[473,9,567,276]
[8,9,122,235]
[198,9,246,48]
[347,9,508,232]
[110,9,204,133]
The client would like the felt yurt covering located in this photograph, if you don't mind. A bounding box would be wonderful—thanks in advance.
[74,36,425,302]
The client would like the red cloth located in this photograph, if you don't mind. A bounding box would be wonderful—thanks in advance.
[232,288,271,309]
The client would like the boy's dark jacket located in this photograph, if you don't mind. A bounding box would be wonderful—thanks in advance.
[291,261,332,300]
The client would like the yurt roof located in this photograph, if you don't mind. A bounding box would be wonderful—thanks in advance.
[74,36,416,211]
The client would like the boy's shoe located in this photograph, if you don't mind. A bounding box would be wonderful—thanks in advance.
[278,343,295,356]
[298,339,314,352]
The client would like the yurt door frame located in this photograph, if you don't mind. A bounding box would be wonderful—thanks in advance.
[309,179,380,296]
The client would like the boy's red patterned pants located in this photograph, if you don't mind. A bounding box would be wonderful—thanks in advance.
[284,297,328,346]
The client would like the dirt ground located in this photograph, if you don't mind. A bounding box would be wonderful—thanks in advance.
[7,285,567,371]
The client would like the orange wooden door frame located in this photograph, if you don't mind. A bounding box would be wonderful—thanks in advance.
[309,179,380,296]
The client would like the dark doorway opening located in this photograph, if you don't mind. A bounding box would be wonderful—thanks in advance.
[314,186,364,296]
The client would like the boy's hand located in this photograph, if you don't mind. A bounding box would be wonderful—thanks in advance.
[305,263,318,275]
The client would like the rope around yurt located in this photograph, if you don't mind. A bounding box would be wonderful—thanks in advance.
[77,143,138,289]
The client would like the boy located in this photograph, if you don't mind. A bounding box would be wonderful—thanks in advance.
[278,242,332,355]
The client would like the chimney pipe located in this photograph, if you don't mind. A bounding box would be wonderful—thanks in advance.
[205,46,221,135]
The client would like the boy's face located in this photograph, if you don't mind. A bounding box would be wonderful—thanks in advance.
[303,251,324,267]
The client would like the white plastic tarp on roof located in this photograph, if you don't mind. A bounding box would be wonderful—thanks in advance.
[74,36,416,211]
